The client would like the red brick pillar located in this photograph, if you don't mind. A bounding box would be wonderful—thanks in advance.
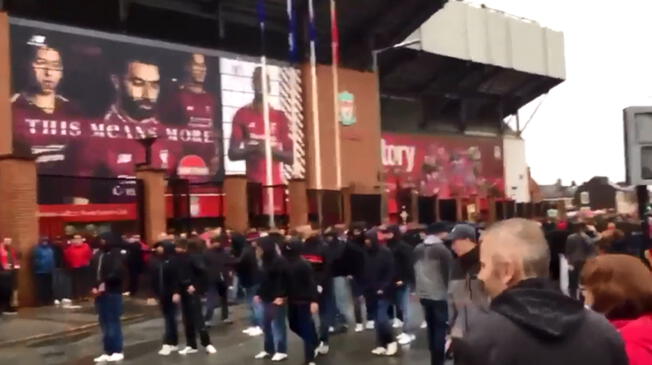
[135,167,167,245]
[288,179,308,229]
[224,175,248,233]
[0,156,39,307]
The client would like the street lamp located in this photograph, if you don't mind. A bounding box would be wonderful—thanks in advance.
[373,38,421,223]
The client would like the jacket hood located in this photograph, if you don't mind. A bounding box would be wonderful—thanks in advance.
[491,278,586,340]
[283,239,303,260]
[160,240,176,257]
[364,231,380,252]
[260,235,281,263]
[99,232,123,252]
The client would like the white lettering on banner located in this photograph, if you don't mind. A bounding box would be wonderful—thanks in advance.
[21,119,214,143]
[381,138,416,172]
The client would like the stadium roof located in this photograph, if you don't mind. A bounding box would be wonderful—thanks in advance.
[2,0,447,70]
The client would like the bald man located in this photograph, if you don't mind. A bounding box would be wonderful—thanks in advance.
[454,218,627,365]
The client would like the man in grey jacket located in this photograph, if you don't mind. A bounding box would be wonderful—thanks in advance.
[414,223,454,365]
[455,218,627,365]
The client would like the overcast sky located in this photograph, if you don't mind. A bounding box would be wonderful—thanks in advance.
[467,0,652,185]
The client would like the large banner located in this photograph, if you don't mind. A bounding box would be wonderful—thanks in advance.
[382,133,505,209]
[10,20,222,183]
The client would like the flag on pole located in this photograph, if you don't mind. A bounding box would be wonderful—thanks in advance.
[331,0,342,189]
[257,0,275,227]
[308,0,322,191]
[287,0,299,64]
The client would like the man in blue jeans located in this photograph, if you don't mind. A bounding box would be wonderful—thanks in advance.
[91,233,127,363]
[233,233,264,336]
[413,223,453,365]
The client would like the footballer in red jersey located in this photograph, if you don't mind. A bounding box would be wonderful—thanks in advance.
[12,42,82,175]
[161,53,220,180]
[228,67,293,186]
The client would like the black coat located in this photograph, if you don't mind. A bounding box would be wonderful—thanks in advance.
[284,241,319,303]
[90,247,126,294]
[455,278,628,365]
[387,238,415,285]
[301,236,332,290]
[235,244,261,288]
[177,252,209,295]
[362,242,394,296]
[257,236,288,302]
[205,246,234,285]
[151,242,180,297]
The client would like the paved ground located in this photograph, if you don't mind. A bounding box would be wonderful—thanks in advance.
[0,298,453,365]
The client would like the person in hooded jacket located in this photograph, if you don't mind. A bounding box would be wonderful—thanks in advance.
[382,224,416,345]
[346,222,368,331]
[362,231,398,357]
[448,223,488,353]
[233,233,264,336]
[299,227,334,355]
[151,240,181,356]
[32,237,56,306]
[455,218,627,365]
[254,233,289,362]
[581,254,652,365]
[323,227,350,333]
[283,238,320,365]
[90,232,127,363]
[175,238,217,355]
[204,235,235,326]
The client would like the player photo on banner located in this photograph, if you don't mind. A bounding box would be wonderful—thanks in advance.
[220,58,305,184]
[9,20,223,203]
[220,58,305,216]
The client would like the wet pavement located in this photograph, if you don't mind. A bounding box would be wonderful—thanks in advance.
[0,299,453,365]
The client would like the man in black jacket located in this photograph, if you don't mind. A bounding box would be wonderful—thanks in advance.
[382,224,415,345]
[152,240,181,356]
[283,239,320,365]
[90,232,127,363]
[299,227,334,355]
[233,233,263,336]
[455,218,627,365]
[254,234,289,362]
[362,231,398,357]
[346,222,367,332]
[204,235,234,326]
[176,238,216,355]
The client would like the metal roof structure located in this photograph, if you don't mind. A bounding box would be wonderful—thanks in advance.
[1,0,446,70]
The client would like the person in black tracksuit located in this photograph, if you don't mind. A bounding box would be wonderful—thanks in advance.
[204,235,234,325]
[283,239,320,365]
[255,234,289,359]
[345,223,367,329]
[176,239,215,354]
[151,241,181,355]
[232,233,263,332]
[301,233,334,353]
[362,232,397,355]
[90,233,127,361]
[384,225,415,338]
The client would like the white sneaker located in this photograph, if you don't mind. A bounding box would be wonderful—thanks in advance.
[365,321,375,330]
[62,298,72,305]
[316,342,330,355]
[271,353,288,362]
[328,326,335,333]
[107,353,124,362]
[205,345,217,354]
[308,362,317,365]
[54,299,61,306]
[254,351,270,360]
[158,345,176,356]
[355,324,364,332]
[398,334,416,345]
[420,321,427,329]
[242,326,255,334]
[179,346,198,355]
[248,327,263,337]
[386,342,398,356]
[93,354,110,363]
[371,347,387,355]
[392,319,403,329]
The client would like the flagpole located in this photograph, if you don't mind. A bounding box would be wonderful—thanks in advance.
[308,0,323,227]
[331,0,342,191]
[257,0,275,228]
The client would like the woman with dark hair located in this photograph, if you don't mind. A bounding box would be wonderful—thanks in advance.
[581,254,652,365]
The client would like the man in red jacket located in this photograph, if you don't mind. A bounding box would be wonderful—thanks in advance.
[64,235,92,301]
[0,238,19,315]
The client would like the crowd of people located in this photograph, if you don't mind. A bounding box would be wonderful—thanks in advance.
[3,215,652,365]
